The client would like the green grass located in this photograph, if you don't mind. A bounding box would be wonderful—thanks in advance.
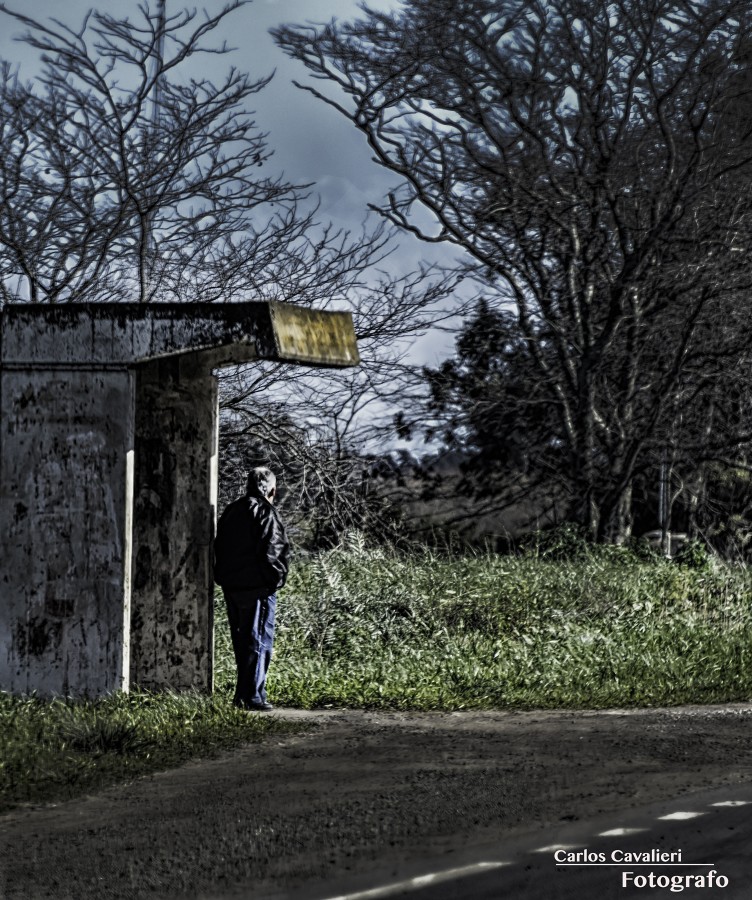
[5,532,752,812]
[256,531,752,710]
[0,690,301,814]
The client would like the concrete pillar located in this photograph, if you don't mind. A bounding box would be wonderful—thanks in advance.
[130,354,217,691]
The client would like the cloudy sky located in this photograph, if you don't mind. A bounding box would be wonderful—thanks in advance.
[0,0,457,364]
[0,1,394,204]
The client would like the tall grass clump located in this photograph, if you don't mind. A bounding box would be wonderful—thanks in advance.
[227,530,752,710]
[0,689,301,814]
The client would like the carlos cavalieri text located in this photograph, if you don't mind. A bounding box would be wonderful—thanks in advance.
[554,848,730,890]
[555,848,684,863]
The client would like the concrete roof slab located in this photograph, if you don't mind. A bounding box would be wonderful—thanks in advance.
[0,301,359,369]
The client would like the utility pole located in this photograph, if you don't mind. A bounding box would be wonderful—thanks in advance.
[659,449,671,557]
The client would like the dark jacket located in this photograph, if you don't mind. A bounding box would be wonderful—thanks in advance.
[213,495,291,595]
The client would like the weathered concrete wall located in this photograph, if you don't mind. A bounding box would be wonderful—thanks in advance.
[0,367,133,696]
[130,354,217,691]
[0,303,276,366]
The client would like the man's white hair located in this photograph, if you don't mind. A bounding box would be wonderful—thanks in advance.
[246,466,276,499]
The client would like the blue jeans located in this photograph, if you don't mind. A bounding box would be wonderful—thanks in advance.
[224,591,276,707]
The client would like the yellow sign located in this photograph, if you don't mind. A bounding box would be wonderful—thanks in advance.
[269,302,360,368]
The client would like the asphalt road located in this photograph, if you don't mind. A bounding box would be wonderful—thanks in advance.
[3,706,752,900]
[284,784,752,900]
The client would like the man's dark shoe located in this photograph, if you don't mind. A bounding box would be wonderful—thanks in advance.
[233,699,275,711]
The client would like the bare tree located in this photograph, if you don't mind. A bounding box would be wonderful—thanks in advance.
[0,2,462,543]
[217,252,456,548]
[275,0,752,542]
[0,1,308,303]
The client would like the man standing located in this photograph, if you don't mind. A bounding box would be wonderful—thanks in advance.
[214,467,291,711]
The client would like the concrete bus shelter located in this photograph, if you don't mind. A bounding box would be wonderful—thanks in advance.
[0,301,359,698]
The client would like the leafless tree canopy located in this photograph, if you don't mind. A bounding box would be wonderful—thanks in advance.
[0,1,294,302]
[275,0,752,542]
[0,2,460,545]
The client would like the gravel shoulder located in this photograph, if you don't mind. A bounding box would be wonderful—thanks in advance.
[2,704,752,900]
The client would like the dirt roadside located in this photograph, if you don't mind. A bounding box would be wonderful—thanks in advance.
[1,704,751,900]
